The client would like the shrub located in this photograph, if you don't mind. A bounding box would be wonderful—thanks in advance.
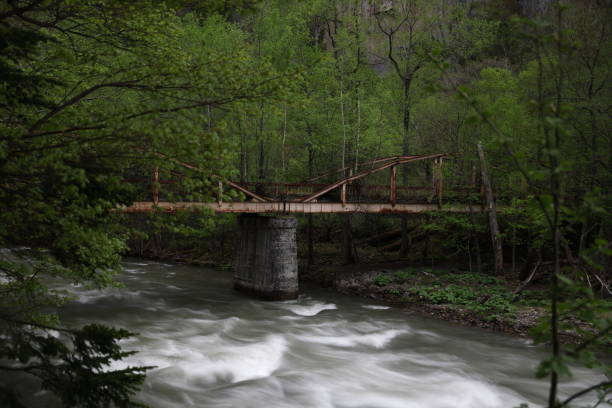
[393,270,412,284]
[387,288,402,296]
[374,274,392,286]
[413,284,516,318]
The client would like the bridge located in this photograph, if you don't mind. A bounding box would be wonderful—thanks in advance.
[123,153,488,301]
[123,153,484,214]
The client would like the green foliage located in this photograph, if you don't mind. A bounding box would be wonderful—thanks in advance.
[164,0,261,17]
[531,277,612,380]
[412,283,516,319]
[387,288,402,296]
[374,274,392,287]
[518,290,550,308]
[375,267,517,320]
[393,270,412,284]
[0,323,152,407]
[1,0,282,405]
[433,2,612,405]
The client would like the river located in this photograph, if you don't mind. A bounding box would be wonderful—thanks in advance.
[27,260,609,407]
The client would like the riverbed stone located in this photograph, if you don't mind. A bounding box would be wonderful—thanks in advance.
[234,214,298,300]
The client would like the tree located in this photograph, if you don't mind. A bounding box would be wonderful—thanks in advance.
[0,1,279,405]
[375,0,429,257]
[430,1,611,405]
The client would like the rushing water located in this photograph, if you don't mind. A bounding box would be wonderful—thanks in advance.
[20,260,608,407]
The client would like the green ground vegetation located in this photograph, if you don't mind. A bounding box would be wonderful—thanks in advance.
[374,269,518,321]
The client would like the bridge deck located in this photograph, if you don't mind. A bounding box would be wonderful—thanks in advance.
[123,201,486,214]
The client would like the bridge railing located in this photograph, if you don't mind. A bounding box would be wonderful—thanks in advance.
[124,153,485,209]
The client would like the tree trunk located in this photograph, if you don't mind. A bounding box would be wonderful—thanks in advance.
[307,214,314,271]
[257,102,266,182]
[307,142,315,271]
[281,103,287,177]
[469,163,482,273]
[477,142,503,275]
[239,111,247,183]
[399,217,409,258]
[399,75,413,258]
[343,214,355,264]
[519,248,539,282]
[468,200,483,274]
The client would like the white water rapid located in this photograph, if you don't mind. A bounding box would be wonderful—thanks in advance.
[12,260,608,407]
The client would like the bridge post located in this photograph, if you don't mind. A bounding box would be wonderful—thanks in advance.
[234,214,298,300]
[151,167,159,205]
[390,165,397,206]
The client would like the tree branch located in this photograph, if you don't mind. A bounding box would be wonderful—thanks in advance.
[569,325,612,356]
[27,80,144,134]
[559,381,612,407]
[0,0,45,21]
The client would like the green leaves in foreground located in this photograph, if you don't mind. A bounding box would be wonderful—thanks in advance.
[0,322,153,408]
[531,275,611,385]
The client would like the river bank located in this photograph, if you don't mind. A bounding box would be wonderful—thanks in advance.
[300,261,593,345]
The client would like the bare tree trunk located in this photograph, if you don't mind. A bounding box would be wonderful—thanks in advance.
[399,76,413,258]
[374,6,422,259]
[547,7,565,403]
[307,142,315,271]
[340,78,347,170]
[354,86,361,172]
[468,200,483,274]
[399,217,409,258]
[469,164,482,273]
[257,102,266,182]
[281,103,287,177]
[239,111,247,183]
[153,232,163,259]
[343,214,355,264]
[478,142,503,275]
[207,105,212,132]
[512,223,517,275]
[307,214,314,271]
[353,3,362,172]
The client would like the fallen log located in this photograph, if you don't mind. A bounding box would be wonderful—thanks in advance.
[513,259,541,301]
[379,239,401,252]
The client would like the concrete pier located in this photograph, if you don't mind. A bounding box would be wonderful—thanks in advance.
[234,214,298,300]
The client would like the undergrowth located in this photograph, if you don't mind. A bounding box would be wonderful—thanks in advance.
[372,269,517,321]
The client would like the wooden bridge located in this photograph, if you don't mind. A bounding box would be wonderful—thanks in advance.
[123,153,485,214]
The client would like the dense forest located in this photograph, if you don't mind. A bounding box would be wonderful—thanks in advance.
[0,0,610,407]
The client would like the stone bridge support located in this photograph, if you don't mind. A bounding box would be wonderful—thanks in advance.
[234,215,298,300]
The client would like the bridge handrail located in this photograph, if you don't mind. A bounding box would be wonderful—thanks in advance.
[301,155,429,184]
[137,151,454,207]
[300,153,447,203]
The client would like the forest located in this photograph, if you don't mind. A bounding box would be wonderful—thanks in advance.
[0,0,610,407]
